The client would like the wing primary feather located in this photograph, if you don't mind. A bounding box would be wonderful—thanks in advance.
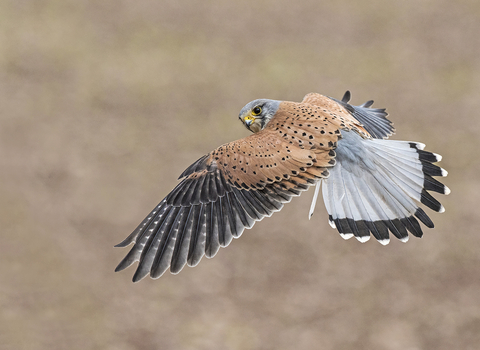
[115,202,170,272]
[187,203,207,267]
[219,195,236,245]
[214,197,231,247]
[215,197,226,246]
[329,93,394,139]
[170,206,196,274]
[150,207,188,278]
[136,205,174,262]
[223,192,240,238]
[132,206,176,282]
[148,207,184,278]
[205,202,221,258]
[342,91,351,103]
[115,243,144,273]
[360,100,374,108]
[133,206,181,281]
[115,199,167,248]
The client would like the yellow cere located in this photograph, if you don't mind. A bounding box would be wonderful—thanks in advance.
[244,115,255,124]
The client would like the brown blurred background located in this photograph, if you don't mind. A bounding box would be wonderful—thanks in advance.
[1,0,479,349]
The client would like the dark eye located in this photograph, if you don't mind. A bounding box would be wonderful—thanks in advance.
[252,106,262,115]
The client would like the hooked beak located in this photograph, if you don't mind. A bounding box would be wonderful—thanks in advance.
[243,115,255,127]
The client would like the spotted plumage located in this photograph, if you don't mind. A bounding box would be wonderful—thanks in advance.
[115,91,449,281]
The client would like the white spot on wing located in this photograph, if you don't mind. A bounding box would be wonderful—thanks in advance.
[400,235,409,243]
[340,233,354,240]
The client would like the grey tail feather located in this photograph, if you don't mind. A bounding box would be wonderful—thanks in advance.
[319,131,449,244]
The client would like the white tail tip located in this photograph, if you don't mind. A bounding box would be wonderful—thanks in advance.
[378,238,390,246]
[355,235,370,243]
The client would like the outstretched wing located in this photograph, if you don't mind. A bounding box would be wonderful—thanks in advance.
[115,103,347,281]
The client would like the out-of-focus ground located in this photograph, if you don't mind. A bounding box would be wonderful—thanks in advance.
[1,1,479,349]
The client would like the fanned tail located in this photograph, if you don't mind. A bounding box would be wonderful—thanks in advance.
[318,131,449,244]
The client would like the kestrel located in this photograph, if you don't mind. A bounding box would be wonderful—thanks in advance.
[115,91,449,282]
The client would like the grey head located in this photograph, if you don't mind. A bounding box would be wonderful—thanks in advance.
[238,99,281,133]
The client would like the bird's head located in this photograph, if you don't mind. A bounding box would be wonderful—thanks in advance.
[238,99,281,133]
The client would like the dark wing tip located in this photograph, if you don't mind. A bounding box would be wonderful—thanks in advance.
[115,254,136,273]
[330,92,395,139]
[114,239,133,248]
[342,91,351,103]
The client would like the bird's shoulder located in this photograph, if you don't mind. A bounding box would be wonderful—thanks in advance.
[180,125,336,192]
[299,93,371,138]
[176,95,373,192]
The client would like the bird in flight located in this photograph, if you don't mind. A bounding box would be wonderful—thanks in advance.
[115,91,449,282]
